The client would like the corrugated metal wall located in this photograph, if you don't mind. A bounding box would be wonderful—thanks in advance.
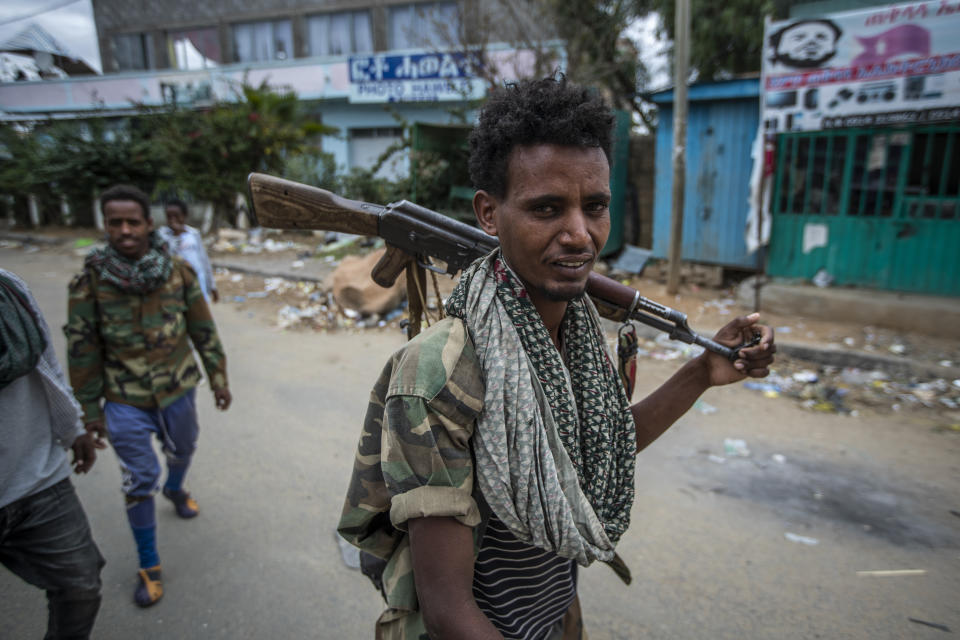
[652,83,760,268]
[768,125,960,296]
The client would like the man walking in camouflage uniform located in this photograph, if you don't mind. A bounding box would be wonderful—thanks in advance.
[339,77,776,639]
[65,184,231,607]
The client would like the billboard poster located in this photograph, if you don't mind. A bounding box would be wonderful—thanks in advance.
[348,51,486,103]
[761,1,960,132]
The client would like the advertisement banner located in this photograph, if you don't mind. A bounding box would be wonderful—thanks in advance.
[761,1,960,132]
[348,51,486,103]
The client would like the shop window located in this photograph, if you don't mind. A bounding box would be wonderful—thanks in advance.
[232,20,293,63]
[307,11,372,56]
[388,2,459,50]
[905,130,959,219]
[775,126,959,220]
[350,128,406,180]
[111,33,154,71]
[168,27,221,70]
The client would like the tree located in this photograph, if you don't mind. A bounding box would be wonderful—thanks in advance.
[147,79,335,228]
[543,0,653,126]
[40,117,166,226]
[0,123,45,227]
[634,0,797,82]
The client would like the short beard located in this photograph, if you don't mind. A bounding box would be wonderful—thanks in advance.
[542,283,588,302]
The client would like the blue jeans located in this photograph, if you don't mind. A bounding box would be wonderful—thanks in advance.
[0,478,105,640]
[104,389,199,498]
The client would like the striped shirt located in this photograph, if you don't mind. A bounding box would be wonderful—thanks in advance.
[473,514,577,640]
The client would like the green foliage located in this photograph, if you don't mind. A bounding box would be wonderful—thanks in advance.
[283,151,340,192]
[148,79,337,226]
[635,0,797,81]
[1,80,335,228]
[0,117,165,227]
[546,0,644,110]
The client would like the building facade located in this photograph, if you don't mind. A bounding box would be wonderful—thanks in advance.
[761,0,960,296]
[0,0,557,178]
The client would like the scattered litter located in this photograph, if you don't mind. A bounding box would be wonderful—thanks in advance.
[264,238,295,252]
[246,291,268,298]
[231,296,245,303]
[839,368,888,385]
[723,438,750,457]
[812,268,834,288]
[744,381,781,393]
[707,454,726,464]
[938,360,953,368]
[792,370,819,383]
[774,326,792,333]
[693,400,717,415]
[784,532,819,546]
[907,618,950,633]
[230,274,244,283]
[843,337,855,347]
[953,379,960,389]
[856,569,926,577]
[702,298,735,315]
[889,343,906,355]
[74,237,95,248]
[277,305,304,329]
[771,454,786,464]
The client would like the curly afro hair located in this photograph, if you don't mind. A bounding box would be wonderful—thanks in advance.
[468,75,614,199]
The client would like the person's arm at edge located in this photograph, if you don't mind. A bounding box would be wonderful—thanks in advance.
[181,264,230,410]
[409,516,504,640]
[631,313,776,452]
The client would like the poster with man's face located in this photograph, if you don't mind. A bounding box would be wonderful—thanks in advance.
[761,1,960,133]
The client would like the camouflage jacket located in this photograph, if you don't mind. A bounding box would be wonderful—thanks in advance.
[338,316,484,640]
[64,257,227,423]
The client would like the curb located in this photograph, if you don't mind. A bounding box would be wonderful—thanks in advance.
[776,342,960,380]
[212,261,326,284]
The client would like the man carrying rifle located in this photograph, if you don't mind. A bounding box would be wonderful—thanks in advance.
[338,76,776,639]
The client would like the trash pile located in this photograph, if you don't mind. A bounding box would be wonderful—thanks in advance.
[625,328,959,418]
[218,270,409,333]
[740,360,960,417]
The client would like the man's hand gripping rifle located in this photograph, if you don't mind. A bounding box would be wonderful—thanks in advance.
[247,173,758,361]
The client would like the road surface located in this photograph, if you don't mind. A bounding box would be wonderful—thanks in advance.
[2,246,958,639]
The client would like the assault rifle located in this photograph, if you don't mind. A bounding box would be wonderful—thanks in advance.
[246,173,757,361]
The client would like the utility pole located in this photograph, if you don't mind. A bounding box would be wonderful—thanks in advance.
[667,0,690,295]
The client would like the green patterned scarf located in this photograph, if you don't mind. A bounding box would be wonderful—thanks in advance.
[0,273,48,390]
[446,250,636,564]
[84,233,172,294]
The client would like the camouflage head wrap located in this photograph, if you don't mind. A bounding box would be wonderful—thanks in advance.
[84,233,172,295]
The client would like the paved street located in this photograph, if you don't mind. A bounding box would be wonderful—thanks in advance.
[2,245,958,639]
